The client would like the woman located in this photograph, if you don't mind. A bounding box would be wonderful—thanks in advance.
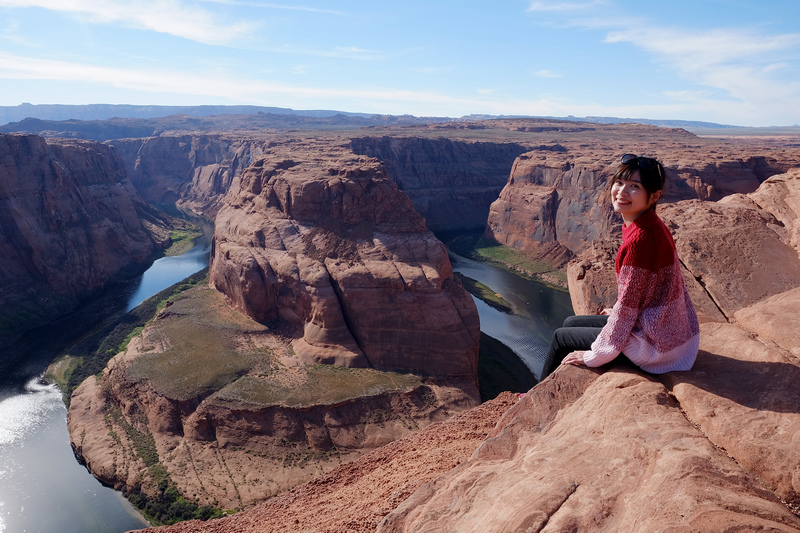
[540,154,700,378]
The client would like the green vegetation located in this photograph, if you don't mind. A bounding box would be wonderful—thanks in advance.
[478,333,537,402]
[454,272,513,313]
[214,366,423,409]
[443,231,568,288]
[164,228,204,256]
[106,405,223,525]
[50,269,209,405]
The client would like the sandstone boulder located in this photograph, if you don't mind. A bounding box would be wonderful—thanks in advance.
[380,362,800,532]
[659,172,800,318]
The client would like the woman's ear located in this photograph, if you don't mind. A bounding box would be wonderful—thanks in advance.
[648,190,663,207]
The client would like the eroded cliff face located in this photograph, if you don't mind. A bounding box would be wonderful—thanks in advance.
[208,140,480,379]
[0,133,170,347]
[486,135,795,269]
[69,139,485,515]
[69,285,479,512]
[350,136,529,232]
[111,135,274,218]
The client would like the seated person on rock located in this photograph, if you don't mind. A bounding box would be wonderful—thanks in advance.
[540,154,700,378]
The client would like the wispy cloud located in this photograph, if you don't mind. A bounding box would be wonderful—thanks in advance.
[413,66,455,74]
[605,27,800,106]
[199,0,347,16]
[605,27,800,71]
[0,0,255,45]
[0,51,479,109]
[533,69,562,78]
[527,0,608,12]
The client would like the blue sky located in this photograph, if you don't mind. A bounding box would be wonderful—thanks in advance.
[1,0,799,126]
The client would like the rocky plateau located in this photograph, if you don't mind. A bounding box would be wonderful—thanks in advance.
[68,138,483,514]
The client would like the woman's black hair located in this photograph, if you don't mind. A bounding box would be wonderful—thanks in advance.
[606,155,666,208]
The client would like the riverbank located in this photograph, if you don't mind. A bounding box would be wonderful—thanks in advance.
[439,231,569,289]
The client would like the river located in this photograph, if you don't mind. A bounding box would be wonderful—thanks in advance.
[0,232,571,532]
[448,252,574,378]
[0,235,211,533]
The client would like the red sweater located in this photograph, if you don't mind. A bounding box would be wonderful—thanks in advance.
[583,208,700,373]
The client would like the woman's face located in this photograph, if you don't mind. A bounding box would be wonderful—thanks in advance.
[611,170,660,224]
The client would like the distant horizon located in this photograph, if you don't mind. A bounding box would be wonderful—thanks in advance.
[5,102,795,132]
[1,2,799,128]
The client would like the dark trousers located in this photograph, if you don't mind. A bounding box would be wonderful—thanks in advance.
[540,315,609,379]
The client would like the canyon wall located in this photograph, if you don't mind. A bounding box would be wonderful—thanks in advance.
[111,134,531,234]
[0,133,171,348]
[111,135,274,218]
[69,139,484,513]
[350,136,529,232]
[485,131,795,269]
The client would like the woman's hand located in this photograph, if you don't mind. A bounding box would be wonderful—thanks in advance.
[561,351,586,366]
[600,308,613,315]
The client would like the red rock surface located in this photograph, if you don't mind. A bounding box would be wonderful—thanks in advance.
[112,135,275,219]
[134,392,517,533]
[485,124,800,269]
[382,360,800,532]
[209,140,480,379]
[70,286,479,512]
[0,133,171,346]
[143,164,800,533]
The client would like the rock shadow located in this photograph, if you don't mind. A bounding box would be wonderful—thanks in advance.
[660,350,800,414]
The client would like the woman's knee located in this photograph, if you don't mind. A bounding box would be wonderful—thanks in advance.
[563,315,609,328]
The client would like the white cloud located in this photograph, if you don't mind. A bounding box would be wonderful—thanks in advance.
[0,51,486,111]
[605,28,800,71]
[199,0,347,16]
[527,0,608,12]
[0,0,255,45]
[413,66,455,74]
[534,69,562,78]
[604,27,800,109]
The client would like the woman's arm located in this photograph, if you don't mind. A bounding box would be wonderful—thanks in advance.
[582,264,656,367]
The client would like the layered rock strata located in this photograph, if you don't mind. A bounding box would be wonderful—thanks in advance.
[69,286,479,511]
[70,140,484,513]
[349,136,529,232]
[208,141,481,380]
[111,135,274,218]
[0,133,170,347]
[486,127,797,270]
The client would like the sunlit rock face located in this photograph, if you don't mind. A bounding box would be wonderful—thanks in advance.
[209,140,480,381]
[485,125,794,270]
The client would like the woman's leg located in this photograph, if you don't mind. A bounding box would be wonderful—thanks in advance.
[540,315,608,379]
[562,315,609,328]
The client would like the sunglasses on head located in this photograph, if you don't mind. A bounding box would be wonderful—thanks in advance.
[621,154,662,177]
